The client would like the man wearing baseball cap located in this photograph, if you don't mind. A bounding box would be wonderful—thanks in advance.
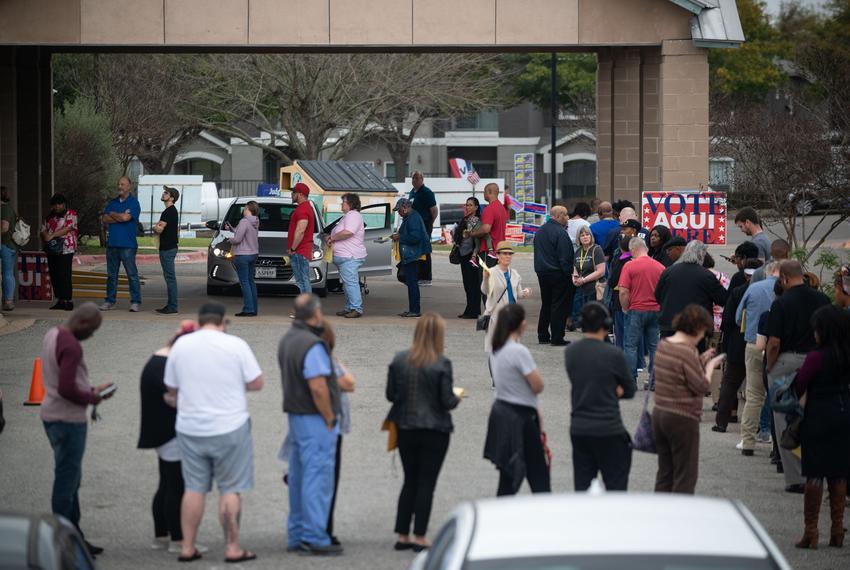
[391,197,431,317]
[288,182,316,301]
[154,186,180,314]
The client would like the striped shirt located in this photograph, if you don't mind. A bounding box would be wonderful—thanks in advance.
[653,339,709,421]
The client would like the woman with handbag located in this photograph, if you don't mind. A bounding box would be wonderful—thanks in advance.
[651,304,726,494]
[40,194,78,311]
[453,197,482,319]
[385,313,460,551]
[481,241,530,354]
[792,305,850,550]
[483,303,550,496]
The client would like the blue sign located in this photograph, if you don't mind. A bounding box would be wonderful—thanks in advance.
[257,183,280,197]
[521,223,541,235]
[523,202,547,216]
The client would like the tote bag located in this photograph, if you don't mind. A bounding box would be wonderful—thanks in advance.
[631,389,656,453]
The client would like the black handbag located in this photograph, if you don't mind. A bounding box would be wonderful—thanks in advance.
[44,238,64,255]
[476,287,507,331]
[449,245,461,265]
[780,415,803,450]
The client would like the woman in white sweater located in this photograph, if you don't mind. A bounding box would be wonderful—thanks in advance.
[482,241,530,353]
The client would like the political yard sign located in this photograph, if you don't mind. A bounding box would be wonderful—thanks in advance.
[641,191,727,245]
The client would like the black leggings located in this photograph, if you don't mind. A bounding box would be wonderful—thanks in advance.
[394,429,450,537]
[47,253,74,301]
[152,458,184,541]
[326,435,342,538]
[459,253,481,317]
[497,409,551,496]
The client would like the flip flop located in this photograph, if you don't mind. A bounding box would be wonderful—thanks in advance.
[177,550,202,563]
[225,550,258,563]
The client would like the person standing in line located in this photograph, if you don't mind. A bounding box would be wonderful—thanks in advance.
[40,303,115,558]
[652,304,726,494]
[736,262,780,457]
[566,302,635,491]
[329,192,367,318]
[468,183,507,271]
[586,198,602,224]
[482,241,530,355]
[40,194,78,311]
[533,205,574,346]
[153,186,180,315]
[319,319,355,546]
[164,303,263,563]
[483,303,550,496]
[386,313,460,552]
[100,176,142,312]
[589,201,618,257]
[572,226,605,311]
[138,321,207,554]
[619,237,665,387]
[453,197,483,319]
[566,202,591,253]
[752,239,790,283]
[834,265,850,309]
[647,225,673,267]
[278,294,342,556]
[408,172,438,286]
[608,235,634,349]
[765,260,831,492]
[288,182,316,297]
[728,241,761,290]
[703,253,729,333]
[0,186,20,311]
[392,198,431,318]
[793,305,850,550]
[229,201,260,317]
[734,207,772,262]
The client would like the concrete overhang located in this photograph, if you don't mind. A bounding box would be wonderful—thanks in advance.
[682,0,746,48]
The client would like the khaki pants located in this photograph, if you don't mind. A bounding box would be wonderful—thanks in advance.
[769,352,807,488]
[740,344,765,451]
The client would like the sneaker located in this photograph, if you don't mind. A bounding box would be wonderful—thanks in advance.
[335,309,350,316]
[1,301,13,311]
[711,425,727,433]
[418,280,432,287]
[151,537,168,550]
[155,307,178,315]
[168,542,208,554]
[129,303,141,312]
[344,310,362,319]
[469,257,479,268]
[99,302,114,311]
[735,440,744,450]
[756,431,772,444]
[296,542,343,556]
[399,311,421,318]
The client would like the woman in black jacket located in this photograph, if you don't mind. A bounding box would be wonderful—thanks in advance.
[386,313,460,552]
[793,305,850,550]
[648,224,673,266]
[138,321,204,553]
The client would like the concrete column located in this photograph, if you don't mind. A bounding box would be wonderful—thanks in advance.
[0,48,18,203]
[659,39,709,191]
[642,48,662,194]
[595,49,613,201]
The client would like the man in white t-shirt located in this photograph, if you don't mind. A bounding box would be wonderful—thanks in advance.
[566,202,592,253]
[164,303,264,563]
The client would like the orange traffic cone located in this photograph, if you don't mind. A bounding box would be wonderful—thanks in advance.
[24,358,45,406]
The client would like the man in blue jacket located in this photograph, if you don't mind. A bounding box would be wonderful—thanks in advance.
[100,176,142,312]
[533,205,574,346]
[391,198,431,318]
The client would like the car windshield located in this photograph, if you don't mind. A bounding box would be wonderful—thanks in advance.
[224,203,298,233]
[465,555,779,570]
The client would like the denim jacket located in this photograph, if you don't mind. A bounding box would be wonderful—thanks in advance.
[398,210,432,264]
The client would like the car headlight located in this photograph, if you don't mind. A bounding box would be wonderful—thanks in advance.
[212,247,233,259]
[312,245,323,261]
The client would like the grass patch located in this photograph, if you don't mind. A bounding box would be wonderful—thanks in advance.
[77,235,210,255]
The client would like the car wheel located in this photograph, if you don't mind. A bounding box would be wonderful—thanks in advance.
[796,199,814,216]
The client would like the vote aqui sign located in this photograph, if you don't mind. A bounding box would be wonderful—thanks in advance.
[641,191,727,245]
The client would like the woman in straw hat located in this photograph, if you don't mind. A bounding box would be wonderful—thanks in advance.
[482,241,530,354]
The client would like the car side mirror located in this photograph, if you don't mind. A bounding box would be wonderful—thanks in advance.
[206,220,220,231]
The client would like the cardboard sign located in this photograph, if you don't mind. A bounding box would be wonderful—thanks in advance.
[521,223,541,235]
[523,202,548,216]
[18,251,53,300]
[506,223,525,244]
[641,191,727,245]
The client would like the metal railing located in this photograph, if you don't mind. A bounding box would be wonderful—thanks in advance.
[216,180,267,198]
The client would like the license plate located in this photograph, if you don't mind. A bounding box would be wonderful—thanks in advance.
[254,267,276,279]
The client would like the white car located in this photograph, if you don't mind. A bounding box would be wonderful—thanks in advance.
[411,493,792,570]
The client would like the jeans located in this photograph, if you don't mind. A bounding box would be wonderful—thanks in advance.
[105,247,141,304]
[290,253,312,294]
[395,429,450,536]
[1,244,16,301]
[333,256,364,314]
[624,310,659,383]
[287,414,338,547]
[613,308,626,348]
[43,421,87,532]
[159,248,178,310]
[759,396,772,434]
[403,260,421,314]
[233,254,258,314]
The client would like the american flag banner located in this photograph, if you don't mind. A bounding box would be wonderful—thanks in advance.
[449,158,475,178]
[504,193,524,213]
[641,191,727,245]
[466,170,480,185]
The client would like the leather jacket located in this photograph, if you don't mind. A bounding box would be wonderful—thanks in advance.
[386,351,459,432]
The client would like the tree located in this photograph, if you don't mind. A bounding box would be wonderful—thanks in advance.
[510,53,596,128]
[53,97,121,244]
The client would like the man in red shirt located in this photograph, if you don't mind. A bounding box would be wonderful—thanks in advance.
[469,183,506,269]
[288,182,316,296]
[618,237,666,386]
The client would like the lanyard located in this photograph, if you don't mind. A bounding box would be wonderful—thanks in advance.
[578,246,593,272]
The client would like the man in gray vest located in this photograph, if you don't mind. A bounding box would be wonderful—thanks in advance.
[278,293,342,555]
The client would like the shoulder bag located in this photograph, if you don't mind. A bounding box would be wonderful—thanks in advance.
[476,286,507,332]
[449,244,461,265]
[631,389,657,453]
[12,217,30,247]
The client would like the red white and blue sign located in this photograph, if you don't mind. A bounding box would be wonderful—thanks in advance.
[449,158,474,178]
[521,223,541,235]
[641,191,727,245]
[523,202,548,216]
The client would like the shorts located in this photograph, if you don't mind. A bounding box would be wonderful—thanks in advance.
[177,420,254,494]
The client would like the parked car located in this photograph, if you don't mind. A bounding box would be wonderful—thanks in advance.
[411,493,792,570]
[789,185,850,216]
[206,197,393,297]
[0,512,96,570]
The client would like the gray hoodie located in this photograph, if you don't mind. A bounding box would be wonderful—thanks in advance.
[230,214,259,255]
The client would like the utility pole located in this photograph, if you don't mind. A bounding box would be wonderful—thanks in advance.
[550,52,557,206]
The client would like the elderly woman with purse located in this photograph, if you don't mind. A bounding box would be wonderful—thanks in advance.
[481,241,530,355]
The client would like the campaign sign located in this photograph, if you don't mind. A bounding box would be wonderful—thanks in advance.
[18,251,53,300]
[506,223,525,244]
[521,223,541,235]
[641,191,727,245]
[523,202,548,216]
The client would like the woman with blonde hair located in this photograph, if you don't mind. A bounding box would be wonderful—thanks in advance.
[572,225,606,310]
[385,313,460,552]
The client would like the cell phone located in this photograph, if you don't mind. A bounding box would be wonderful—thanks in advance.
[98,384,117,398]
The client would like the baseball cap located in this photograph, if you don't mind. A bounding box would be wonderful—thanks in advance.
[393,197,412,211]
[621,219,641,231]
[293,182,310,196]
[163,186,180,202]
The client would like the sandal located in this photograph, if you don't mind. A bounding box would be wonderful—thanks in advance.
[178,550,203,563]
[225,550,257,563]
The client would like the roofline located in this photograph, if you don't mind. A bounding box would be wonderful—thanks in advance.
[668,0,710,15]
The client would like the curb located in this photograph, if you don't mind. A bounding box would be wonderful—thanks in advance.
[73,250,207,267]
